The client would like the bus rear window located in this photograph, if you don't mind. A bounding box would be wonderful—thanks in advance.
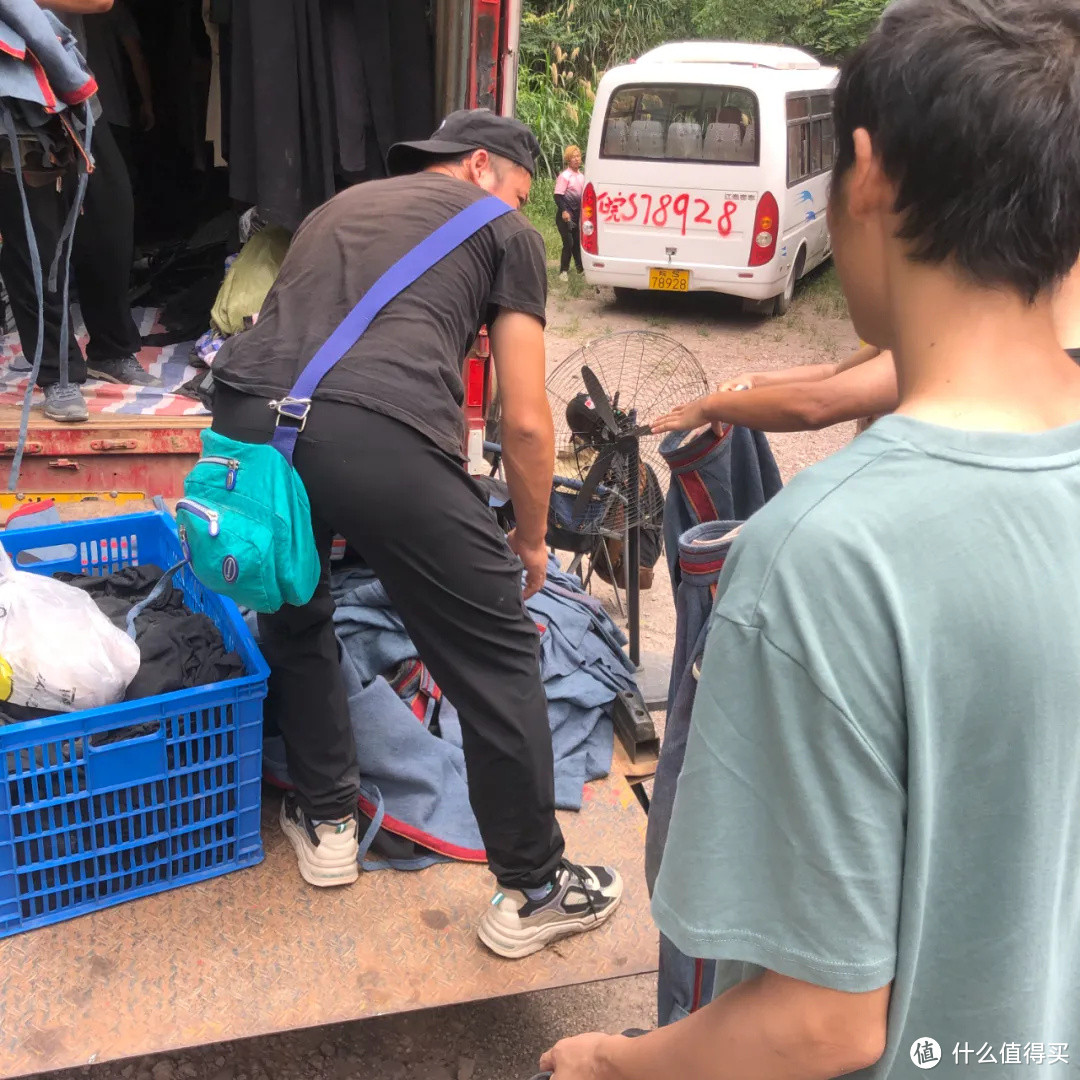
[601,84,759,165]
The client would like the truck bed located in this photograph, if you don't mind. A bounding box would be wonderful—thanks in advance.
[0,736,655,1077]
[0,408,208,509]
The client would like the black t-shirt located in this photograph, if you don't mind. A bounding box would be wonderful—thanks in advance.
[1068,347,1080,364]
[213,172,547,458]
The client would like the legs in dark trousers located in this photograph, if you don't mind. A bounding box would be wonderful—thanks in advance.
[0,121,140,385]
[72,121,142,366]
[0,169,86,384]
[212,388,566,891]
[556,212,583,273]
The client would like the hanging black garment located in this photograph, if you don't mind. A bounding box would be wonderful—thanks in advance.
[352,0,436,174]
[385,0,437,159]
[228,0,435,228]
[228,0,336,230]
[323,0,437,183]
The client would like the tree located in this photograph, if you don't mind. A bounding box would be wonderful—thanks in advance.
[812,0,890,57]
[517,0,696,175]
[691,0,888,59]
[521,0,695,80]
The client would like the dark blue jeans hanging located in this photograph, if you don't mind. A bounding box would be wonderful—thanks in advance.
[646,518,743,1027]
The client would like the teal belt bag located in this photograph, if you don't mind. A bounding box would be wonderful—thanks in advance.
[177,196,513,613]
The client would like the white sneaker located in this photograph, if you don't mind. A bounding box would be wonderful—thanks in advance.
[559,271,569,282]
[478,860,623,959]
[279,793,359,887]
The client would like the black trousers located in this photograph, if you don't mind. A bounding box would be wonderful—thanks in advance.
[212,386,566,890]
[0,120,141,386]
[556,212,582,274]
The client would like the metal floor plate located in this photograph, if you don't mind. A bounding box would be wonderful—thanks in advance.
[0,752,655,1078]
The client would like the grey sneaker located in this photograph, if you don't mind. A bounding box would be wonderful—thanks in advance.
[86,355,161,387]
[279,793,359,887]
[478,859,623,959]
[42,382,89,422]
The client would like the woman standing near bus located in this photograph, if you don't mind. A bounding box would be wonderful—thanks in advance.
[554,145,585,280]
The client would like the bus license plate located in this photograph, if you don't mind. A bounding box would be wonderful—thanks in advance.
[649,268,689,292]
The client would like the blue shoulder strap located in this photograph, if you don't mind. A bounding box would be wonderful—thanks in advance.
[270,195,514,463]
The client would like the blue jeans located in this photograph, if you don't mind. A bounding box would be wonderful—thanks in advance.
[659,425,781,595]
[646,519,742,1026]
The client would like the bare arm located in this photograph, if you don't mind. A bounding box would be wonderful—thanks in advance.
[653,352,899,434]
[721,343,883,391]
[490,310,554,598]
[721,361,838,391]
[836,342,883,373]
[37,0,113,13]
[542,971,889,1080]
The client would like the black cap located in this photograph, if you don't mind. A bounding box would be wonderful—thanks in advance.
[388,109,541,177]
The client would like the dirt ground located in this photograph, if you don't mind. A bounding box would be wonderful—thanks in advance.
[30,275,857,1080]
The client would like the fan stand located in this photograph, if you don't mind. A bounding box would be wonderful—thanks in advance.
[566,540,625,619]
[622,433,670,713]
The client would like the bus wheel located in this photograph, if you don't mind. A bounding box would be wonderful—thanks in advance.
[773,249,805,316]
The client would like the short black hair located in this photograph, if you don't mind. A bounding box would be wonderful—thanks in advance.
[833,0,1080,301]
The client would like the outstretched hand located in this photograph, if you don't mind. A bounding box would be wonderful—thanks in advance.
[651,396,712,434]
[540,1032,622,1079]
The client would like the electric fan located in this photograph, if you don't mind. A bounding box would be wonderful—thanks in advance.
[545,331,709,667]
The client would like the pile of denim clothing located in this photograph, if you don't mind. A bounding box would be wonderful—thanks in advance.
[262,556,636,868]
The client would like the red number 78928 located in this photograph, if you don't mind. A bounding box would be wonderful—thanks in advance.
[595,191,739,237]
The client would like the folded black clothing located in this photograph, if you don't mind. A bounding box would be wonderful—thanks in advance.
[125,610,245,699]
[54,564,245,702]
[56,563,184,629]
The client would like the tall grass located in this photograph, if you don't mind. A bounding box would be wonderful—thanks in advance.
[516,62,594,178]
[523,175,560,252]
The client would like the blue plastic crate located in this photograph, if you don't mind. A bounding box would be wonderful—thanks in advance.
[0,511,268,938]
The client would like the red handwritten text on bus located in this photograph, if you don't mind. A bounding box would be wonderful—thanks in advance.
[596,191,741,238]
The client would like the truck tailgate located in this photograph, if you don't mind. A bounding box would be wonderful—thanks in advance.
[0,407,208,507]
[0,745,655,1076]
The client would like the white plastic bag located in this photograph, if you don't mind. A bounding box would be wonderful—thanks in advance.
[0,546,142,713]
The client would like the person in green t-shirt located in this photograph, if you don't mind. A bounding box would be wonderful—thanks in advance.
[540,1,1080,1078]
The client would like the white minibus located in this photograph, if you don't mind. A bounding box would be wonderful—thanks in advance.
[580,42,839,314]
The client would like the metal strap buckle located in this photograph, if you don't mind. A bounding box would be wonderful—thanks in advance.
[269,397,312,432]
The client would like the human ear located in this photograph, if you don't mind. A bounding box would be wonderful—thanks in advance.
[470,148,492,181]
[845,128,894,220]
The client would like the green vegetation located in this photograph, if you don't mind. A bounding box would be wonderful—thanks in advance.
[517,0,691,176]
[797,263,849,319]
[691,0,888,58]
[516,0,883,311]
[516,65,593,178]
[522,175,559,249]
